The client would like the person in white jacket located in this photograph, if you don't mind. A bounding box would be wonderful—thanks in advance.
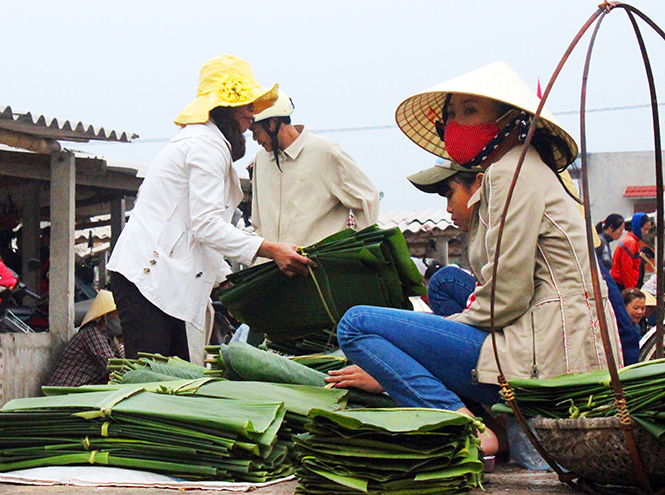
[107,55,314,360]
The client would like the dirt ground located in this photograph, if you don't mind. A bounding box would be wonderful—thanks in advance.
[0,463,589,495]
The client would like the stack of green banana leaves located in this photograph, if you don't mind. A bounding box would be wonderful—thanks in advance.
[107,353,208,384]
[205,342,396,410]
[219,226,426,346]
[0,387,292,481]
[43,376,350,441]
[491,359,665,440]
[294,408,484,494]
[206,344,348,376]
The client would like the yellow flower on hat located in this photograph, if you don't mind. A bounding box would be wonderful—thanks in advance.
[174,55,279,126]
[216,75,253,103]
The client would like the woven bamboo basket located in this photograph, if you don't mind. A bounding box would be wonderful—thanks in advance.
[532,417,665,487]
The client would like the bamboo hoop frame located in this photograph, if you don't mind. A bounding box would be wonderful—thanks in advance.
[488,2,665,493]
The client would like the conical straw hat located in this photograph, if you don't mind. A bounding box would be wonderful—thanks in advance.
[81,289,116,327]
[395,61,578,170]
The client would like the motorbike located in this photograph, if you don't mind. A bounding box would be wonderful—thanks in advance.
[0,259,46,333]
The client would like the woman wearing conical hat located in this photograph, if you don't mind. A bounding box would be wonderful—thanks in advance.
[327,62,623,457]
[46,290,124,387]
[107,56,314,361]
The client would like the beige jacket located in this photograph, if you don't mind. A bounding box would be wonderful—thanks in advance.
[447,146,623,384]
[251,126,380,247]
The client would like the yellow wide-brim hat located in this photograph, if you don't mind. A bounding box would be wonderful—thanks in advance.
[395,61,579,171]
[81,289,116,327]
[174,55,279,126]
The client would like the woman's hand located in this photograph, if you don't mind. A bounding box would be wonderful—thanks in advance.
[326,365,385,394]
[257,241,316,277]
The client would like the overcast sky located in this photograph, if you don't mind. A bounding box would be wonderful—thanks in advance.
[3,1,665,214]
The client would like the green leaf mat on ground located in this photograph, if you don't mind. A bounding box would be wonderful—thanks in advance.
[219,226,426,342]
[294,408,483,494]
[491,359,665,440]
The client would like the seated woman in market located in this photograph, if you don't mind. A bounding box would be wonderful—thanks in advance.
[326,62,623,456]
[46,290,124,388]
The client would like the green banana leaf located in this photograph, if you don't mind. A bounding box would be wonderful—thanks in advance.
[205,342,396,409]
[294,408,482,494]
[220,225,426,342]
[492,359,665,440]
[0,387,295,481]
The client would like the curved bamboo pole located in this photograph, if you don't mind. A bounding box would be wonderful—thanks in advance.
[487,5,606,488]
[578,5,651,492]
[616,3,665,361]
[488,2,665,492]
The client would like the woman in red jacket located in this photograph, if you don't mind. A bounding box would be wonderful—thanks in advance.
[611,212,653,291]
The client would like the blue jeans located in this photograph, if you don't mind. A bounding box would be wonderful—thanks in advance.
[428,266,476,317]
[337,305,501,411]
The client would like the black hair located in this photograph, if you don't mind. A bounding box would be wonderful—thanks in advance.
[622,287,646,306]
[209,106,246,162]
[433,171,480,197]
[595,213,625,234]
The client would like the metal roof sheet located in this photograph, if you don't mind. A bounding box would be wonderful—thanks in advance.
[377,209,456,234]
[0,105,138,143]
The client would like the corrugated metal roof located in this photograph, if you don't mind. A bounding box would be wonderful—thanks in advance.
[0,105,137,143]
[377,209,456,234]
[623,185,662,198]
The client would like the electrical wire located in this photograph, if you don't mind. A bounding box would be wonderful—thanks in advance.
[82,102,665,145]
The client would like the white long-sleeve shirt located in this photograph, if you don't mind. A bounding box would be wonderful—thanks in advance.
[108,121,263,328]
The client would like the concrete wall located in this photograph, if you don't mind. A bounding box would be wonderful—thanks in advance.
[586,150,664,223]
[0,333,56,407]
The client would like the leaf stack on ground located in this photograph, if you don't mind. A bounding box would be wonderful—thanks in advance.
[294,408,484,494]
[2,374,353,481]
[204,342,396,410]
[492,359,665,440]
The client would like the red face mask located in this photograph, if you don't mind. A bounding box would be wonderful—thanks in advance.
[444,120,500,165]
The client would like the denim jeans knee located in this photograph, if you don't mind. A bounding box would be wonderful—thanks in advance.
[428,266,476,316]
[338,305,500,411]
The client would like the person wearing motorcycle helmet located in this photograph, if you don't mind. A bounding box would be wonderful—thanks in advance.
[249,91,380,248]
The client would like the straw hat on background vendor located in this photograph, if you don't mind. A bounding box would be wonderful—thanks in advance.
[107,55,314,361]
[327,61,623,458]
[47,290,124,388]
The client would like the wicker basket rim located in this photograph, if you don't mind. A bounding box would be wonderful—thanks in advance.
[532,416,624,430]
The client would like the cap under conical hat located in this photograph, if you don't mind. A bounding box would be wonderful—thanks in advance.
[81,289,116,327]
[395,61,578,170]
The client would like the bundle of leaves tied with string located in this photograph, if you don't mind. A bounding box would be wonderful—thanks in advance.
[491,359,665,440]
[0,387,294,481]
[205,342,395,411]
[106,352,208,384]
[219,225,426,350]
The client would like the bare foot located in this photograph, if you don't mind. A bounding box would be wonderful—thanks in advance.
[457,406,499,456]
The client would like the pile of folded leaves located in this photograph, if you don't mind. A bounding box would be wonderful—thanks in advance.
[492,359,665,439]
[107,353,207,384]
[219,226,426,350]
[0,387,293,481]
[294,408,484,494]
[205,342,395,410]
